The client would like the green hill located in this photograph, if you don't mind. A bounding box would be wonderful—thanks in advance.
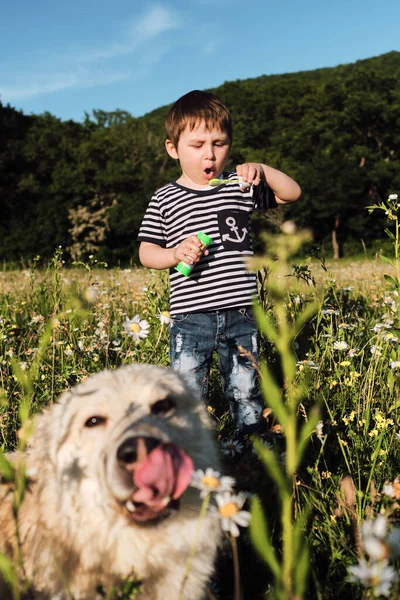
[1,51,400,264]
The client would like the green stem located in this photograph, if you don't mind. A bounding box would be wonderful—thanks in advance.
[282,490,293,598]
[230,533,241,600]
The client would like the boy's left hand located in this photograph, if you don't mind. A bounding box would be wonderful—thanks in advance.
[236,162,264,188]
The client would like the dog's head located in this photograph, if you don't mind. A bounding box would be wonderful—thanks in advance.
[28,364,219,524]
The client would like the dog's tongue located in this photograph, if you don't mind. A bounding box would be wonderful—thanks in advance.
[131,443,193,516]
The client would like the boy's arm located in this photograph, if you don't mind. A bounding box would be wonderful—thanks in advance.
[236,162,301,205]
[139,236,207,270]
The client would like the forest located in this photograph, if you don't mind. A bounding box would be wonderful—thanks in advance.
[1,50,399,266]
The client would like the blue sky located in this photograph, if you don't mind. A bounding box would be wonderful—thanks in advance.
[1,0,399,122]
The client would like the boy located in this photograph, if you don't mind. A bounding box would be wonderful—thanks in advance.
[138,90,301,439]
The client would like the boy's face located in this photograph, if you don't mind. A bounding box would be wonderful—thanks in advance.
[165,120,230,189]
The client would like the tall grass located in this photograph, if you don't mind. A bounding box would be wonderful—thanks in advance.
[1,195,400,598]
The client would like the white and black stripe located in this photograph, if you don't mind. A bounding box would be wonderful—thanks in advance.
[137,172,277,315]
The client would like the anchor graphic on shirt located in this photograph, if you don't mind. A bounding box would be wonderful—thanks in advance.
[222,216,248,243]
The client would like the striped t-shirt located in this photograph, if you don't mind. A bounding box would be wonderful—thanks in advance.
[137,172,277,315]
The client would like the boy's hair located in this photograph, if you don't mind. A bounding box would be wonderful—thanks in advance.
[165,90,232,148]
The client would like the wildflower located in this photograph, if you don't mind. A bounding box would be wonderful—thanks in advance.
[215,491,251,537]
[388,193,399,201]
[370,345,382,356]
[362,515,388,560]
[29,314,44,325]
[272,424,284,435]
[220,439,245,458]
[383,483,396,498]
[372,323,391,332]
[158,311,172,325]
[389,360,400,370]
[374,411,394,429]
[347,348,358,358]
[84,286,99,303]
[296,360,318,370]
[340,360,351,367]
[348,558,397,597]
[383,478,400,500]
[123,315,150,342]
[281,220,297,234]
[191,468,235,498]
[342,411,356,426]
[383,332,398,344]
[333,340,348,351]
[322,308,339,316]
[316,421,325,443]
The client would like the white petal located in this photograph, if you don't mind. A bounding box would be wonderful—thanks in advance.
[234,511,251,527]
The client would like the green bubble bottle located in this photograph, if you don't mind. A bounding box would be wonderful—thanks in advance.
[174,232,213,277]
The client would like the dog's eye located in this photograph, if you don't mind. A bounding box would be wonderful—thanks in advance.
[150,396,176,416]
[84,416,107,428]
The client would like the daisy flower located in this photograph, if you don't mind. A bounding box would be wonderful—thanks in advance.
[348,558,397,597]
[220,439,245,458]
[361,515,388,560]
[191,468,235,498]
[215,491,251,537]
[346,348,358,358]
[322,308,339,316]
[372,323,391,332]
[123,315,150,342]
[157,311,172,325]
[296,360,319,370]
[383,332,398,344]
[390,360,400,370]
[333,340,348,351]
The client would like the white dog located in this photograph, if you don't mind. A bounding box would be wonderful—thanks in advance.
[0,364,222,599]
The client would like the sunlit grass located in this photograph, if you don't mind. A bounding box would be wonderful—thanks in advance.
[1,226,400,598]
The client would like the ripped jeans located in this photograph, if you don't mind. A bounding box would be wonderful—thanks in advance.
[169,307,264,436]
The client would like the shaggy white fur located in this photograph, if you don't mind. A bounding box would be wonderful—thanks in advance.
[0,364,222,599]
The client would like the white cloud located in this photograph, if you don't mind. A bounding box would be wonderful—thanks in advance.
[75,5,181,64]
[0,4,181,102]
[0,69,131,102]
[131,5,181,45]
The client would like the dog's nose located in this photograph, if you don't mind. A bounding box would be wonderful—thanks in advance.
[117,437,160,464]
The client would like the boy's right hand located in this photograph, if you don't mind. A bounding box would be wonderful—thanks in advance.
[173,235,209,265]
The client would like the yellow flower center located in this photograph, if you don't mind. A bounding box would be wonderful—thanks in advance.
[161,311,170,318]
[129,323,141,333]
[202,476,220,488]
[219,502,239,518]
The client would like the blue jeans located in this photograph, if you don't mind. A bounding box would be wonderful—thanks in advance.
[170,307,264,435]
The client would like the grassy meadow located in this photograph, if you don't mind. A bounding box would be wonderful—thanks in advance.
[1,199,400,599]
